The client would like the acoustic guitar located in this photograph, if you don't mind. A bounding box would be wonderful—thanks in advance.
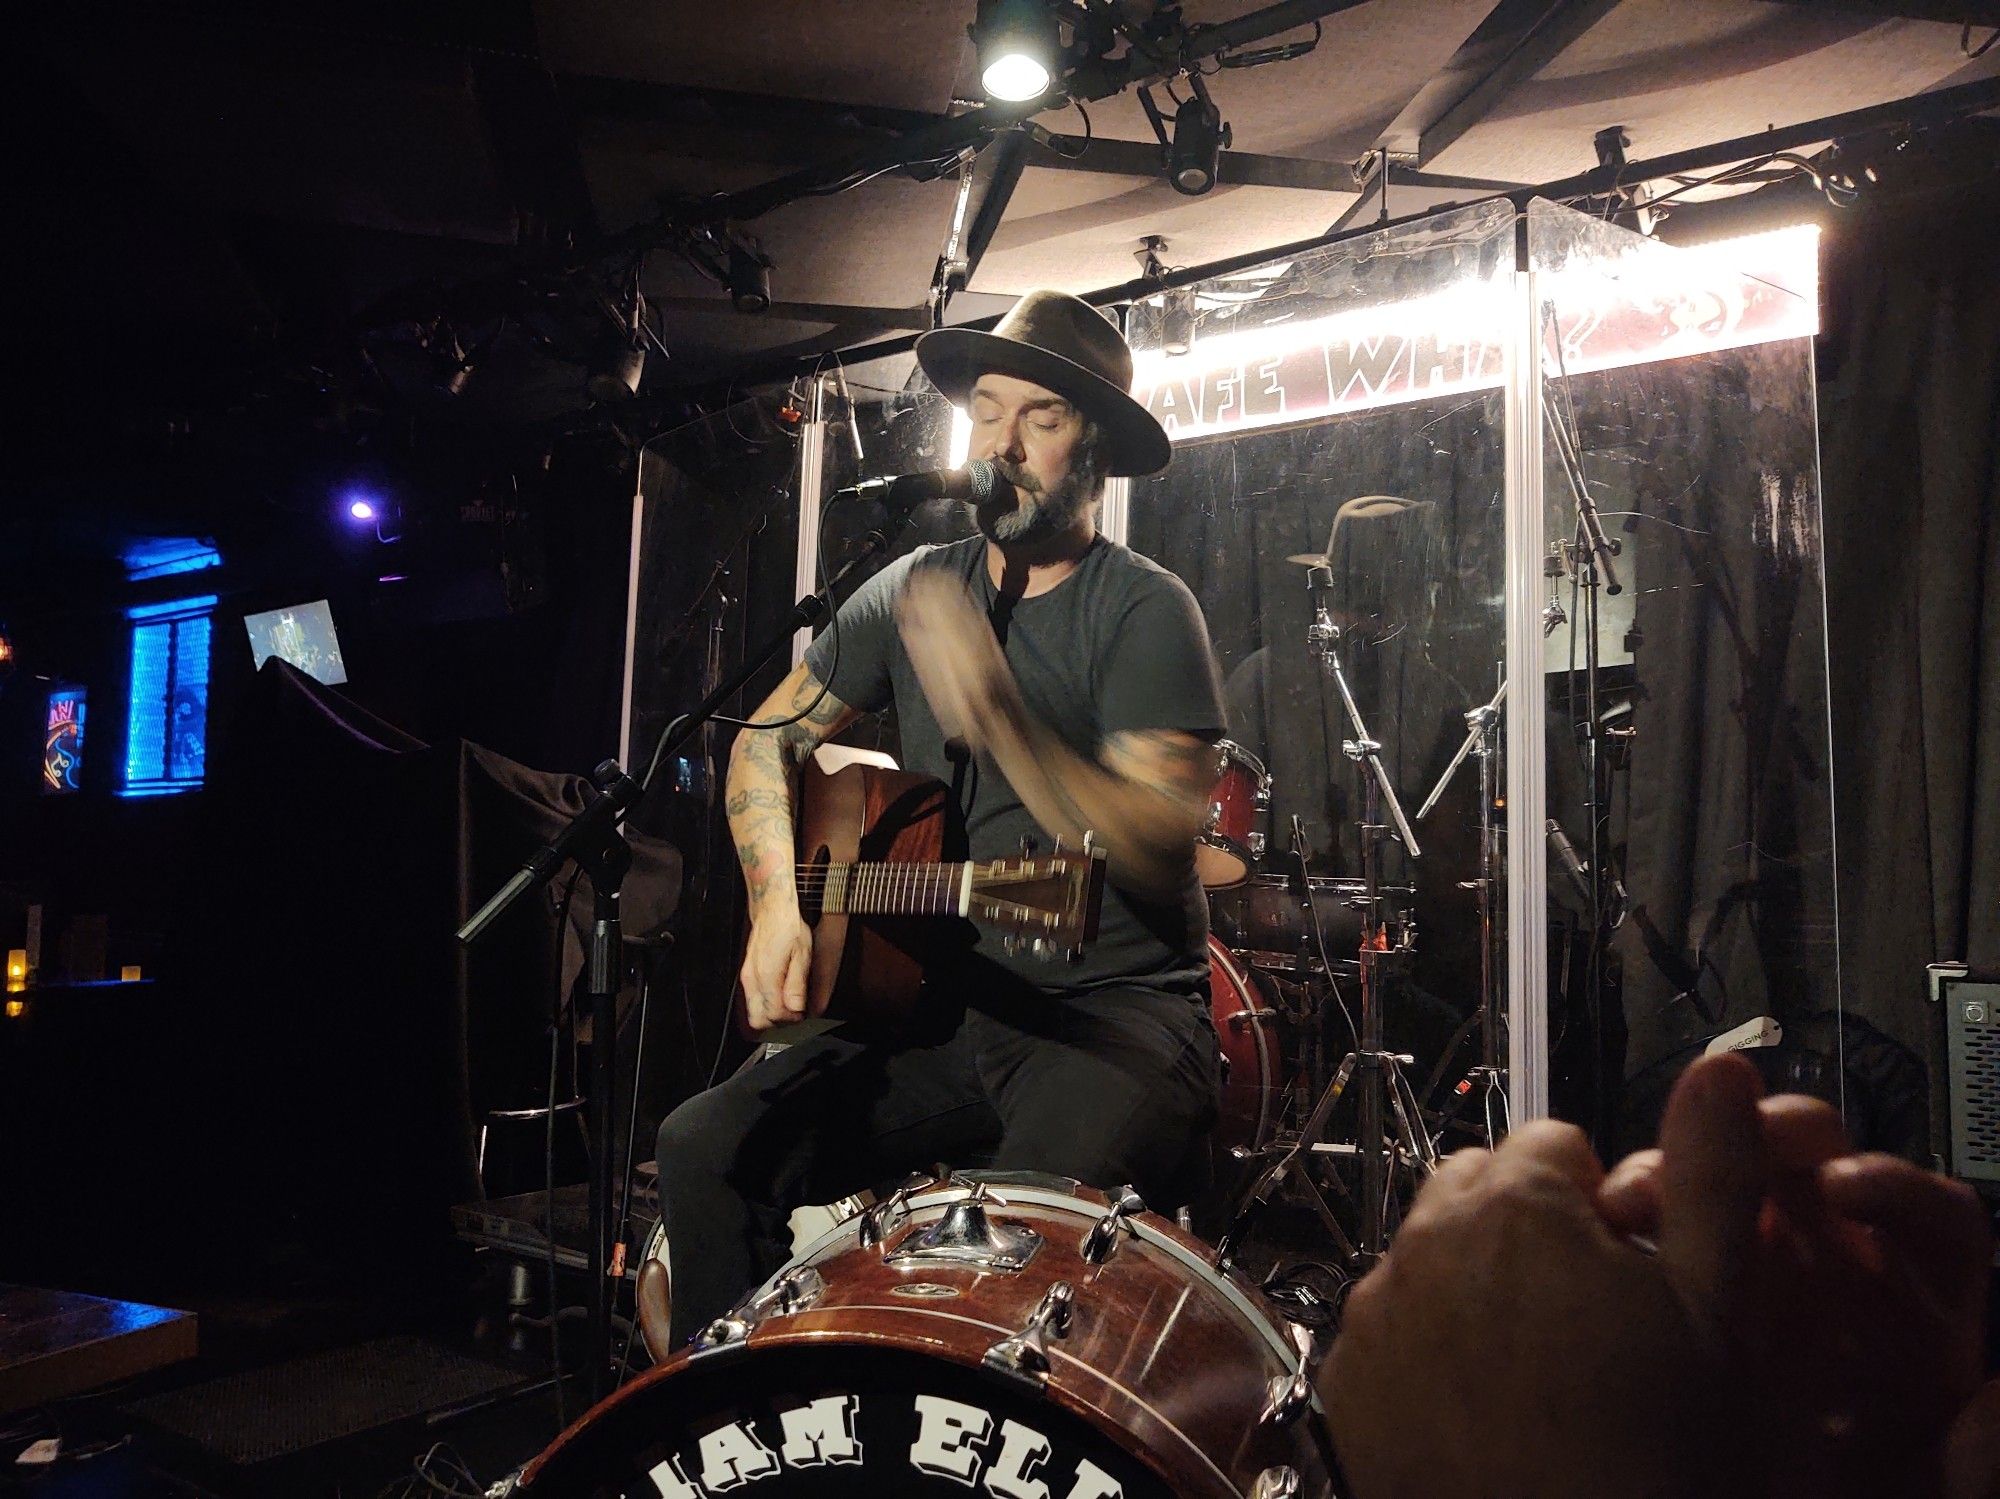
[749,760,1107,1037]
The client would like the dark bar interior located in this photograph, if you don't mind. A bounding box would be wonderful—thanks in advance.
[3,6,1997,1495]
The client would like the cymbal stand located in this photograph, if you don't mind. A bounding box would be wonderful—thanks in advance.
[1216,567,1435,1269]
[1415,671,1509,1146]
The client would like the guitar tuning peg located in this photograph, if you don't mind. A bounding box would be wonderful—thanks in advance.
[1018,834,1039,858]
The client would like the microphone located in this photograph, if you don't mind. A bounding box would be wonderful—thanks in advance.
[1546,818,1594,904]
[1546,818,1629,922]
[836,460,1010,521]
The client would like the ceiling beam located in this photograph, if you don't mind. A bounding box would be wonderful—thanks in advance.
[1757,0,2000,21]
[961,131,1032,289]
[1374,0,1626,166]
[1025,133,1365,192]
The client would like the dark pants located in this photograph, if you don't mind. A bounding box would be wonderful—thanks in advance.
[653,982,1219,1345]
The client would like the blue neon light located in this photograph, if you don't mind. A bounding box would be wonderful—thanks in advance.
[122,598,212,797]
[123,539,222,582]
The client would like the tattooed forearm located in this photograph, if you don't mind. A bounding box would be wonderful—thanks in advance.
[724,661,858,915]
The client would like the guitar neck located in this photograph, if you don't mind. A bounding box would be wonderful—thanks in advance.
[814,861,970,918]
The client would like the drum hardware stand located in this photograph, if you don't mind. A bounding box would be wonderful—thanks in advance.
[1415,671,1510,1145]
[1545,326,1627,1152]
[458,520,903,1403]
[1217,567,1435,1268]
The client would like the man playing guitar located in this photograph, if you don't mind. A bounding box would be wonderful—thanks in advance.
[652,289,1227,1345]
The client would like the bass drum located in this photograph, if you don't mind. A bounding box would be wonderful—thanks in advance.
[526,1175,1335,1498]
[1209,936,1281,1157]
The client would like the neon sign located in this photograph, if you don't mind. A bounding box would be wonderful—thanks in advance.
[43,687,86,794]
[1128,224,1820,444]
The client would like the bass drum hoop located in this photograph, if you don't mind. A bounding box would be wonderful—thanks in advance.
[1208,936,1277,1154]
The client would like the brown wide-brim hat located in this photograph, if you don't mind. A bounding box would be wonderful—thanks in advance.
[915,288,1172,478]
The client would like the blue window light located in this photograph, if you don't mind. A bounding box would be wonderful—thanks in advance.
[123,596,215,797]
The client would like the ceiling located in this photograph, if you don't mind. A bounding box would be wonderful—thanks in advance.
[15,0,2000,454]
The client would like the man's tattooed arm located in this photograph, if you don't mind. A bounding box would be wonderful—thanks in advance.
[724,662,860,914]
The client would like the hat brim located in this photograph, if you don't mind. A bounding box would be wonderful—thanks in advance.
[915,327,1172,478]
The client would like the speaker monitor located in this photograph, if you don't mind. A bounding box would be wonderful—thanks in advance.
[1937,965,2000,1183]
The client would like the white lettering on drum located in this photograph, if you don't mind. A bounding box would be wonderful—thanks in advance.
[696,1420,780,1491]
[984,1419,1054,1499]
[777,1395,864,1468]
[909,1395,993,1485]
[646,1454,705,1499]
[1059,1459,1123,1499]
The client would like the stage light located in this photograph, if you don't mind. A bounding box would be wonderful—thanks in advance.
[6,950,25,994]
[1169,94,1230,196]
[728,245,772,314]
[347,497,377,522]
[586,343,646,402]
[973,0,1058,103]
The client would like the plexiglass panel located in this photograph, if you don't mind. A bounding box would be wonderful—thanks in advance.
[1527,199,1838,1150]
[1124,199,1521,1177]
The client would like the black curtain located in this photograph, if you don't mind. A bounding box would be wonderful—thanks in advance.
[1818,137,2000,1153]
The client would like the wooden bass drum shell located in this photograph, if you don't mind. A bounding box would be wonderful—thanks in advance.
[521,1176,1334,1498]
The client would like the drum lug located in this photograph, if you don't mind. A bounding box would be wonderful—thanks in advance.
[1078,1185,1146,1265]
[886,1182,1043,1273]
[1259,1321,1322,1428]
[857,1183,919,1251]
[1249,1466,1301,1498]
[691,1265,826,1353]
[981,1280,1074,1386]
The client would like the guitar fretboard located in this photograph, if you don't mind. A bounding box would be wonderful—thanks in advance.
[797,862,970,918]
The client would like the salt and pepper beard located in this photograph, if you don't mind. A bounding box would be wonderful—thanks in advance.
[973,418,1109,545]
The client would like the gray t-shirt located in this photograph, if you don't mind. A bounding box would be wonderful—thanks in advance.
[803,534,1226,999]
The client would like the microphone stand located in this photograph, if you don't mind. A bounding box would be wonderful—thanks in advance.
[456,511,898,1403]
[1415,670,1508,1145]
[1545,323,1623,1152]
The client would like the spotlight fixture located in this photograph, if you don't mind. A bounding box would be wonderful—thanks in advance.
[972,0,1059,103]
[586,342,646,403]
[588,272,650,401]
[1169,92,1231,195]
[347,497,377,522]
[727,244,773,314]
[1161,286,1197,356]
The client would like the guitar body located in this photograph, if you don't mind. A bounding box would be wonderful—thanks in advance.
[795,761,965,1030]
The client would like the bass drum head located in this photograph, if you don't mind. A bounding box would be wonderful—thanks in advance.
[521,1342,1172,1497]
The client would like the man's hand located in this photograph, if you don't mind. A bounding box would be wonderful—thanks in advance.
[896,570,1017,751]
[1598,1059,1992,1498]
[739,904,812,1031]
[1322,1109,1758,1499]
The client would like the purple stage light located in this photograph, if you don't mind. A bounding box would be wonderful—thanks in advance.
[347,497,377,521]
